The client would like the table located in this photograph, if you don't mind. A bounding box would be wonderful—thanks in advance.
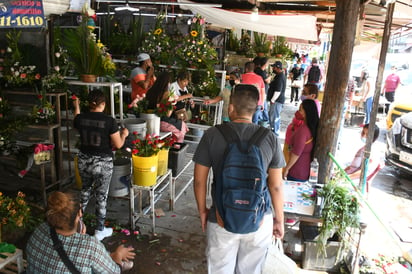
[65,81,124,121]
[0,248,23,273]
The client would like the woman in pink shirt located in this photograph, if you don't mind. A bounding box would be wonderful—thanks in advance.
[283,99,319,181]
[382,66,401,113]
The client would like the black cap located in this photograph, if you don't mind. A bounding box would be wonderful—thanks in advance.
[271,61,283,69]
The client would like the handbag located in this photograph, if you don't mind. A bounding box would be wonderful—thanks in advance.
[49,226,81,274]
[291,79,303,88]
[262,237,298,274]
[174,108,188,121]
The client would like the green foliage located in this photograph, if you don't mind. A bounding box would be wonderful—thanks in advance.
[316,171,360,258]
[253,32,271,54]
[271,36,293,58]
[226,31,240,52]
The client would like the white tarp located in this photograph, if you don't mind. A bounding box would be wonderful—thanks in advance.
[179,1,318,41]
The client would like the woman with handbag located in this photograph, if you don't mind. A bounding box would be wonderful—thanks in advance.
[26,191,135,273]
[146,71,188,142]
[170,70,194,122]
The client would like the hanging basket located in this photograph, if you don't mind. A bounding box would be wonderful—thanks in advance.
[80,74,97,83]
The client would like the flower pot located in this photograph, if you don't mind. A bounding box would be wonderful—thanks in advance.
[80,74,97,83]
[157,149,169,176]
[132,154,158,186]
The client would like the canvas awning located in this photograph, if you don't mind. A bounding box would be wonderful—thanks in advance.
[178,0,318,41]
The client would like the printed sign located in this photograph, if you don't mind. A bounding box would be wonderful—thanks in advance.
[283,180,315,215]
[0,1,45,28]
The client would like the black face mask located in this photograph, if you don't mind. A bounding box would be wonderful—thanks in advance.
[229,80,236,86]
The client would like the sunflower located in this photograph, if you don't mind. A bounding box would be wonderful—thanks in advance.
[190,30,198,37]
[154,28,163,35]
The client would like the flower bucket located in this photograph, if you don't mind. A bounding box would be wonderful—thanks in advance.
[124,118,146,139]
[139,113,160,136]
[109,157,131,197]
[80,74,97,83]
[132,154,158,186]
[157,149,169,176]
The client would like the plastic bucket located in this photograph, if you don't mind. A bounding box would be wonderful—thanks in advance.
[140,113,160,136]
[109,157,131,197]
[124,118,147,139]
[157,149,169,176]
[132,154,158,186]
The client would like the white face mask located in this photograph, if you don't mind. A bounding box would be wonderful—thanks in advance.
[361,137,366,143]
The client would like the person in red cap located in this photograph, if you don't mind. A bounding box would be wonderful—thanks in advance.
[130,53,156,100]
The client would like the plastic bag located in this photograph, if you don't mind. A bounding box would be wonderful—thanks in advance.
[262,238,298,274]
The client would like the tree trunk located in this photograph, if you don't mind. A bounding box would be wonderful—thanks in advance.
[316,0,361,183]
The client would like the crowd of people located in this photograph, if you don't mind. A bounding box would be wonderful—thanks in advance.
[24,51,388,273]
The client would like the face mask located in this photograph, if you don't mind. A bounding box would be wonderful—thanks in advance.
[229,80,236,86]
[361,137,366,143]
[294,110,304,121]
[300,95,309,101]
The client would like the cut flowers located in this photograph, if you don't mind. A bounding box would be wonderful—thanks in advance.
[0,191,33,231]
[130,132,161,157]
[31,93,56,124]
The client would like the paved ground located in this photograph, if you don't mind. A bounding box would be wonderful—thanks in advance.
[0,88,411,273]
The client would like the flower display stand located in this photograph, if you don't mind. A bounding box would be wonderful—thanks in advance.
[0,248,24,273]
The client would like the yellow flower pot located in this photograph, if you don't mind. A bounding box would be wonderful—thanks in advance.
[157,149,169,176]
[132,154,159,186]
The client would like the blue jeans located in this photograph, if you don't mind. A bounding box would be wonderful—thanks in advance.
[252,106,263,124]
[364,97,373,124]
[269,102,283,136]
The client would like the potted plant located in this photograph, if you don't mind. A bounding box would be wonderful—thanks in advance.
[226,31,240,54]
[271,36,293,58]
[302,172,360,271]
[130,132,162,186]
[63,5,115,82]
[253,32,271,56]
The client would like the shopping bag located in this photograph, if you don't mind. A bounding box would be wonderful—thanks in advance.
[262,237,298,274]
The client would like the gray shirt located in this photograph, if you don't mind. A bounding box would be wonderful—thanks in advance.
[193,122,285,222]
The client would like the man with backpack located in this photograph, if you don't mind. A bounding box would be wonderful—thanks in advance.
[304,57,324,90]
[193,84,285,274]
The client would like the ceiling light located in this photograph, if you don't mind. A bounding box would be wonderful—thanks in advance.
[251,6,259,22]
[115,4,140,12]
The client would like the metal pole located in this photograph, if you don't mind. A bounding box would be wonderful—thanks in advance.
[358,2,395,194]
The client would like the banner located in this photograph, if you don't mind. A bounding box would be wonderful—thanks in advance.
[0,0,45,28]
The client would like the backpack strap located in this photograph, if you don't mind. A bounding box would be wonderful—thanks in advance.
[247,126,270,151]
[216,123,239,145]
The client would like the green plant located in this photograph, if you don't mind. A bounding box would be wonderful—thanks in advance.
[63,5,115,76]
[253,32,271,55]
[131,132,161,157]
[271,36,293,58]
[226,31,240,52]
[316,171,360,258]
[0,191,34,231]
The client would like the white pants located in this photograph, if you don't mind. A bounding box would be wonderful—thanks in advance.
[206,214,273,274]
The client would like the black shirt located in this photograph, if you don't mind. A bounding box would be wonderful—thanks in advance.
[267,71,286,104]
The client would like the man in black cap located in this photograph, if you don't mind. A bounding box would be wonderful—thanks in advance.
[267,61,286,136]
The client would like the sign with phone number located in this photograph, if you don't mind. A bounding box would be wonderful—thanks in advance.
[0,1,45,28]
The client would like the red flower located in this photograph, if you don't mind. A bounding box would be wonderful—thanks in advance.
[37,95,43,99]
[71,95,78,100]
[35,73,41,80]
[20,73,27,79]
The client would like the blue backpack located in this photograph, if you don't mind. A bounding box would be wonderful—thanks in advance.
[215,124,271,234]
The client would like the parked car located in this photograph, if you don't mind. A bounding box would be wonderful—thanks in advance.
[386,112,412,176]
[386,103,412,129]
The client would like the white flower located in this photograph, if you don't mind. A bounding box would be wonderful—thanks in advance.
[54,66,60,72]
[55,52,61,58]
[7,47,12,52]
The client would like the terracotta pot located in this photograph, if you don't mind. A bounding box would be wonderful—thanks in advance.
[80,74,97,83]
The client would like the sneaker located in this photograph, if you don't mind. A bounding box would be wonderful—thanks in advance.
[121,261,134,271]
[94,227,113,241]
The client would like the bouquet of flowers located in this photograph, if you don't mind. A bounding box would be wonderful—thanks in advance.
[155,97,176,118]
[4,62,41,88]
[175,15,218,70]
[140,13,174,64]
[41,65,67,92]
[130,132,161,157]
[0,191,32,230]
[160,135,177,149]
[32,93,56,124]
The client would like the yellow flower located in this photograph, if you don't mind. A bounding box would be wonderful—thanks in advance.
[198,41,204,45]
[97,40,104,49]
[154,28,162,35]
[198,59,202,63]
[190,30,198,37]
[187,52,191,56]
